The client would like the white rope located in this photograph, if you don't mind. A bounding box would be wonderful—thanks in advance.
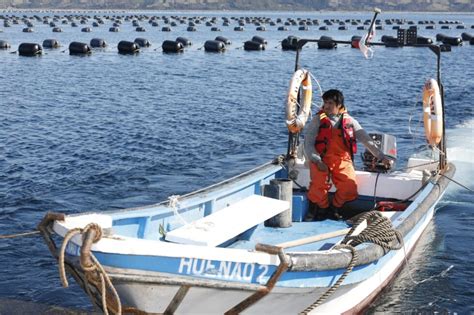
[168,195,189,226]
[399,235,454,285]
[308,71,323,112]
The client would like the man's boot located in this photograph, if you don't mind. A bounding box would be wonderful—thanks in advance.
[316,207,329,221]
[303,201,318,222]
[328,206,343,220]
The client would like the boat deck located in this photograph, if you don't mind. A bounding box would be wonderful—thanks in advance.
[228,220,350,252]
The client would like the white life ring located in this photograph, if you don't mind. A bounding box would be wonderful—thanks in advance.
[422,78,443,146]
[286,69,312,134]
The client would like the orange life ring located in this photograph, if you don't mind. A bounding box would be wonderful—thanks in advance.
[286,69,312,134]
[422,78,443,146]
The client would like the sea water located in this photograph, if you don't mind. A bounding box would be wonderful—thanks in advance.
[0,10,473,314]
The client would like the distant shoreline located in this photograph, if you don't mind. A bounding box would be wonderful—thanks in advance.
[1,8,473,14]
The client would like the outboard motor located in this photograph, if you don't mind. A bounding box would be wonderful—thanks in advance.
[361,133,397,173]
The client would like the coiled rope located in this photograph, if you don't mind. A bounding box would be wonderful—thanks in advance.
[299,211,402,314]
[58,223,122,315]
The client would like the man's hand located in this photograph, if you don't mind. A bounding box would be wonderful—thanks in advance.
[316,160,329,172]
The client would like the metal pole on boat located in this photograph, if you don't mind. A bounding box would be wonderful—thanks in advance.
[437,50,447,169]
[428,45,447,169]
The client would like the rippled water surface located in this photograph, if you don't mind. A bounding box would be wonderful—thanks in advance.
[1,10,473,314]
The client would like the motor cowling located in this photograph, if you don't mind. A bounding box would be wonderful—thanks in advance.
[361,133,397,173]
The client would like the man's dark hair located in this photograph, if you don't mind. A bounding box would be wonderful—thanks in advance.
[322,89,345,108]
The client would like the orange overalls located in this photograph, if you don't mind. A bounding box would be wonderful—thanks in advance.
[307,125,358,209]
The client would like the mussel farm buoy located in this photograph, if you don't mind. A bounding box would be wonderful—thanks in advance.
[176,37,192,46]
[118,40,140,54]
[441,36,463,46]
[204,40,225,52]
[90,38,107,48]
[351,35,361,48]
[244,40,264,51]
[43,39,60,48]
[215,36,231,45]
[134,37,151,47]
[251,35,267,45]
[317,36,337,49]
[0,40,11,49]
[281,36,299,51]
[69,41,91,55]
[18,42,42,56]
[162,40,184,53]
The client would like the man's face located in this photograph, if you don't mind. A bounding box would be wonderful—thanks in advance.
[322,99,341,115]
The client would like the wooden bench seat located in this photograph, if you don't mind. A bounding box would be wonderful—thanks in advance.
[165,195,290,247]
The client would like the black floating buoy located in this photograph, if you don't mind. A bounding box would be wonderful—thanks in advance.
[162,40,184,53]
[176,37,192,46]
[69,41,91,55]
[317,36,337,49]
[118,40,140,54]
[381,35,400,47]
[81,27,91,33]
[215,36,231,45]
[351,35,361,48]
[441,36,463,46]
[461,32,473,41]
[109,27,120,32]
[134,38,151,47]
[244,40,264,51]
[416,36,433,45]
[204,40,225,52]
[281,35,299,51]
[0,40,11,49]
[18,42,42,56]
[187,26,196,32]
[251,35,267,45]
[90,38,107,48]
[43,39,60,48]
[436,33,447,41]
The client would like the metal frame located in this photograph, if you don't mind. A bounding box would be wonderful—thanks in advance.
[286,9,448,171]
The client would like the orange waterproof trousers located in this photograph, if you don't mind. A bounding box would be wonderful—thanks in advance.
[307,128,358,208]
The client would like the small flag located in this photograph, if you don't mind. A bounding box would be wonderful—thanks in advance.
[359,25,376,59]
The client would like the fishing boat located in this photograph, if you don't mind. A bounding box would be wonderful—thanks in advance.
[39,9,456,315]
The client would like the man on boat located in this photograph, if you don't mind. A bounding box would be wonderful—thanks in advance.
[303,89,392,221]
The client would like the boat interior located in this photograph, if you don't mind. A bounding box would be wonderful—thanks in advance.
[61,155,438,253]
